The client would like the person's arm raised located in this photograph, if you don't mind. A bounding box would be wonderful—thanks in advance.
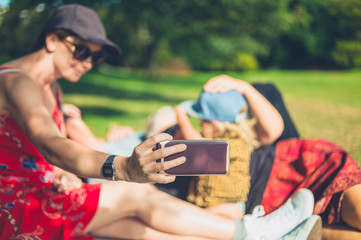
[204,74,284,145]
[3,74,186,183]
[175,105,204,140]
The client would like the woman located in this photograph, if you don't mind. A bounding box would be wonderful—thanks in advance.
[0,4,314,240]
[172,74,285,211]
[179,74,361,240]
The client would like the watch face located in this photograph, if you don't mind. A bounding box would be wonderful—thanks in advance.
[103,155,116,180]
[103,166,113,177]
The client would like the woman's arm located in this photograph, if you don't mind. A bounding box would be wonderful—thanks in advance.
[203,74,284,145]
[175,105,204,140]
[2,73,186,184]
[63,104,106,151]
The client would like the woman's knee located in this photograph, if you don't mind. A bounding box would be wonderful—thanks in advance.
[341,184,361,230]
[127,183,158,203]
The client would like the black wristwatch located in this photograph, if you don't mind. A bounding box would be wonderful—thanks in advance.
[102,155,116,180]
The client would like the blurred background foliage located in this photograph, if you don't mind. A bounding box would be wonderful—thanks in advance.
[1,0,361,71]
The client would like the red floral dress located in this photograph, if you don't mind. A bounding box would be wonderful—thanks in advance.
[261,138,361,225]
[0,67,101,240]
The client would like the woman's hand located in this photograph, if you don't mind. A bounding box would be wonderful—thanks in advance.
[62,103,82,119]
[203,74,249,94]
[52,167,83,193]
[123,133,187,184]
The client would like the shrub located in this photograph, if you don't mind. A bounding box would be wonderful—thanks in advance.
[331,40,361,67]
[227,53,259,71]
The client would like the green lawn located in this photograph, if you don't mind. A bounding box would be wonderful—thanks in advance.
[60,65,361,164]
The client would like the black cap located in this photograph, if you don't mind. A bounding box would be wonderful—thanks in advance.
[44,4,121,57]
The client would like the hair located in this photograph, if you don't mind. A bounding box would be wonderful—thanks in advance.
[212,117,260,150]
[30,29,76,53]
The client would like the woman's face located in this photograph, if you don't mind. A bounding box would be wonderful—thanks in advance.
[52,35,103,82]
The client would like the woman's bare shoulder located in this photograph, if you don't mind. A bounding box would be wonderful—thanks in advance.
[0,70,39,115]
[0,69,36,94]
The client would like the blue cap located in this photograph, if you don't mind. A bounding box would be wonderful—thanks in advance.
[180,90,248,123]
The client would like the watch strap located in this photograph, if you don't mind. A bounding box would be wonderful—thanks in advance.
[102,155,116,180]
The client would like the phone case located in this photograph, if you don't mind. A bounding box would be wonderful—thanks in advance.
[156,140,229,176]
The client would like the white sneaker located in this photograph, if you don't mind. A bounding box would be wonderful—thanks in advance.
[279,215,322,240]
[243,188,314,240]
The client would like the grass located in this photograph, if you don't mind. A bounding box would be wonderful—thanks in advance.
[60,66,361,164]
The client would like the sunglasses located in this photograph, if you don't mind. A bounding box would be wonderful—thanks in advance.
[62,39,106,65]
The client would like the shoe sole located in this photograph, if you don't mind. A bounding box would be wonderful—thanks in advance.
[296,215,322,240]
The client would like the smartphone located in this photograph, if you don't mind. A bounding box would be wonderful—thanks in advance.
[155,140,229,176]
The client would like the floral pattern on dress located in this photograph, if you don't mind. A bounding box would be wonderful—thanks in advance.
[0,68,101,240]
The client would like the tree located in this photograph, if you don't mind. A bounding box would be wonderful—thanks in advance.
[270,0,361,69]
[101,0,294,70]
[329,0,361,67]
[2,0,360,69]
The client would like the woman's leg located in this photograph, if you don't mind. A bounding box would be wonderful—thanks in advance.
[322,224,361,240]
[322,184,361,240]
[84,181,235,240]
[83,183,315,240]
[205,203,245,220]
[341,184,361,230]
[92,217,216,240]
